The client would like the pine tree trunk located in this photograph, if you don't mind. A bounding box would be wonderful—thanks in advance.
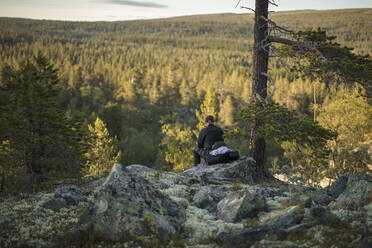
[251,0,270,179]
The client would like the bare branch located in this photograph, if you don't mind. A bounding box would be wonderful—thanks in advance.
[241,6,256,12]
[268,36,311,48]
[260,16,295,35]
[235,0,242,9]
[268,0,278,7]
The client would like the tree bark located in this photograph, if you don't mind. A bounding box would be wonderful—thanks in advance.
[251,0,270,178]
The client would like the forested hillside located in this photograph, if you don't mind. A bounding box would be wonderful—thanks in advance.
[0,9,371,191]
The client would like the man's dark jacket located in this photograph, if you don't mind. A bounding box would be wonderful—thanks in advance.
[197,124,224,150]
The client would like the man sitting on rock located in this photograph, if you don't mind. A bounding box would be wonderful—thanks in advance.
[194,115,239,166]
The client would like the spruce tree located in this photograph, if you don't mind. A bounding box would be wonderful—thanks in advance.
[0,53,87,186]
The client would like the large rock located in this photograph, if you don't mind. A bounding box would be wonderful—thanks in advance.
[216,190,264,223]
[308,189,333,206]
[42,185,86,211]
[70,164,186,243]
[260,206,304,230]
[183,205,244,245]
[327,174,349,198]
[183,157,257,185]
[332,174,372,209]
[193,186,227,212]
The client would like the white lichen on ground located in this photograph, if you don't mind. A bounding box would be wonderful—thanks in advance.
[184,205,243,245]
[0,192,89,247]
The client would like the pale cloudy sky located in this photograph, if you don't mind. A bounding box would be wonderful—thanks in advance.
[0,0,371,21]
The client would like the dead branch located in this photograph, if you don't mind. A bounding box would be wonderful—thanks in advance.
[268,0,278,7]
[268,36,313,49]
[241,6,256,12]
[260,16,295,35]
[235,0,242,9]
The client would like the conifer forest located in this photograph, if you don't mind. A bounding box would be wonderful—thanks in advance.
[0,8,371,191]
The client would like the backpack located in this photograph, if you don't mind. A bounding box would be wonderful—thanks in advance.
[206,150,240,165]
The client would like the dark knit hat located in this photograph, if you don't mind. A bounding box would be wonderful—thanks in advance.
[205,115,214,123]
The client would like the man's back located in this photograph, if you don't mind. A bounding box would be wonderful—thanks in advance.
[197,124,224,150]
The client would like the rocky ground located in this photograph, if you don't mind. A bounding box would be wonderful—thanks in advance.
[1,157,371,247]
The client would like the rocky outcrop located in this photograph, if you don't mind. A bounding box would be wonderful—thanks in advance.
[3,163,372,248]
[68,164,186,244]
[331,174,372,209]
[183,156,257,184]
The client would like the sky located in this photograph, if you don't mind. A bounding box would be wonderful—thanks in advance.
[0,0,371,21]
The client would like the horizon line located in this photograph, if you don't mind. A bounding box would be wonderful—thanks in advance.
[0,7,370,22]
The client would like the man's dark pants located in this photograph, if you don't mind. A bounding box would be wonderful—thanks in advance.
[193,146,209,166]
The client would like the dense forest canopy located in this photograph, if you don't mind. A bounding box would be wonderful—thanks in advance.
[0,9,371,190]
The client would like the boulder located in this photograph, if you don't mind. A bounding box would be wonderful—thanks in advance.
[216,190,264,223]
[260,206,304,230]
[42,185,86,211]
[69,164,186,243]
[327,174,349,198]
[302,206,340,226]
[333,174,372,209]
[183,157,257,185]
[193,186,227,211]
[183,205,244,245]
[308,189,333,206]
[55,185,86,205]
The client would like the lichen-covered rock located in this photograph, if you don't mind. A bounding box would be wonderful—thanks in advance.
[161,184,191,199]
[126,164,156,172]
[70,164,186,243]
[193,186,226,211]
[126,164,184,187]
[266,195,290,212]
[183,157,257,185]
[302,206,340,227]
[4,165,372,248]
[183,205,244,245]
[308,189,333,206]
[327,174,349,198]
[216,190,264,223]
[256,240,299,248]
[332,174,372,209]
[42,185,86,211]
[260,206,304,230]
[55,185,86,205]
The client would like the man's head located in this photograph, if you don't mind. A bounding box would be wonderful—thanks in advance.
[205,115,214,125]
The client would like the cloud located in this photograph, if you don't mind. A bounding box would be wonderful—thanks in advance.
[102,0,168,8]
